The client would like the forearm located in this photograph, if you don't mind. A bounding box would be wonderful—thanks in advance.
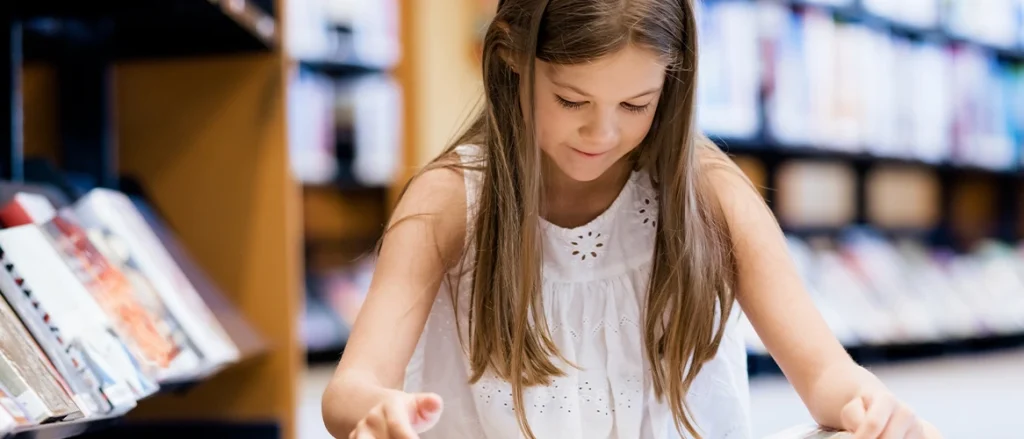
[321,369,405,437]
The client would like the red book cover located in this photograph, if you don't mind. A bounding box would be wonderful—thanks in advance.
[41,214,180,372]
[0,193,55,228]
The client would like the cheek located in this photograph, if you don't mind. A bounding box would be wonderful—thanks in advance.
[619,113,656,150]
[534,100,574,150]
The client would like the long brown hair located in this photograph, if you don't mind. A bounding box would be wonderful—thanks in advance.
[398,0,738,437]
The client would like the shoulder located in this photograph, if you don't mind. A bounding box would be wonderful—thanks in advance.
[695,139,761,206]
[389,148,472,268]
[694,138,778,244]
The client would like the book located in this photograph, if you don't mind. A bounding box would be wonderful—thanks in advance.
[764,424,852,439]
[74,189,239,369]
[0,296,80,424]
[0,382,33,429]
[0,226,139,415]
[0,193,201,382]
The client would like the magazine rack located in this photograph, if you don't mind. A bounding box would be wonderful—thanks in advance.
[3,0,301,438]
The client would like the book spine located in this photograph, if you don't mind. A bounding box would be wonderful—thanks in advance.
[0,245,112,417]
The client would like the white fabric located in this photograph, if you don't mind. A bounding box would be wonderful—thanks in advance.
[405,145,752,438]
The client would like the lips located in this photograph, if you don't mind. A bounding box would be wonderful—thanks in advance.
[572,147,609,158]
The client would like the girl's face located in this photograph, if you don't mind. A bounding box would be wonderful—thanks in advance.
[532,45,667,182]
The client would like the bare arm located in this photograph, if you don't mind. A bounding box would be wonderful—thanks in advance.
[321,166,467,438]
[702,149,938,437]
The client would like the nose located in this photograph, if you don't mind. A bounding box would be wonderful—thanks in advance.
[579,108,619,149]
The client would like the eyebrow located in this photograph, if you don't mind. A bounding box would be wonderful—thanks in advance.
[551,79,662,101]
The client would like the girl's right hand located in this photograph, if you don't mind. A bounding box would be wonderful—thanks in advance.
[348,392,444,439]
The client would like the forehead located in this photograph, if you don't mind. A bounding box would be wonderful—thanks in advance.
[540,45,667,95]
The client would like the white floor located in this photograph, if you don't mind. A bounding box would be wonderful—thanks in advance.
[301,349,1024,438]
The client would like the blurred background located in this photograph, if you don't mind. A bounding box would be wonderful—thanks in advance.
[6,0,1023,438]
[297,0,1024,437]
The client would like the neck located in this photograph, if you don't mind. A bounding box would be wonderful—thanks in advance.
[541,155,633,229]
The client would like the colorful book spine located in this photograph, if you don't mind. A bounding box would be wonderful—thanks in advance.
[0,240,118,417]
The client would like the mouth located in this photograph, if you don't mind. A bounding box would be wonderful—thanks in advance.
[571,147,609,158]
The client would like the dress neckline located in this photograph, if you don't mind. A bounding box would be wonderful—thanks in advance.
[539,171,639,234]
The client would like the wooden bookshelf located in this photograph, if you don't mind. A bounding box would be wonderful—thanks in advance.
[12,0,302,438]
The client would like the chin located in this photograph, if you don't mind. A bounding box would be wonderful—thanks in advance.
[557,164,611,182]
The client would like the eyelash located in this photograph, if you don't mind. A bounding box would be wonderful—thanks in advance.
[555,96,651,114]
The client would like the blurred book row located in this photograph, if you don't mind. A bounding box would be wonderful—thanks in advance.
[289,72,403,188]
[699,0,1024,169]
[285,0,399,68]
[0,189,259,435]
[303,257,373,356]
[743,231,1024,354]
[798,0,1024,46]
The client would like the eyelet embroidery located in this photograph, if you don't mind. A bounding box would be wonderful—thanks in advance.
[632,173,660,231]
[637,197,657,228]
[569,230,605,261]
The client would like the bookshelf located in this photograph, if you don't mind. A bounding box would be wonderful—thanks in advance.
[5,0,302,438]
[704,0,1024,374]
[781,0,1024,61]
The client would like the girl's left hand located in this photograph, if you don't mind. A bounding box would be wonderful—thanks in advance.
[840,390,942,439]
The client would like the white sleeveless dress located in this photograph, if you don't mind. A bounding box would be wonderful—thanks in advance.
[404,145,752,438]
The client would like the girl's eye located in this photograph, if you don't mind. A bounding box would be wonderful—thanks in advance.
[556,96,585,110]
[621,103,650,114]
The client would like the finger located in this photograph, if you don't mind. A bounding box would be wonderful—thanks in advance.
[363,407,388,437]
[880,404,916,439]
[920,420,943,439]
[410,393,444,433]
[353,429,375,439]
[854,394,896,439]
[383,398,418,439]
[350,422,374,439]
[841,396,868,433]
[905,420,927,439]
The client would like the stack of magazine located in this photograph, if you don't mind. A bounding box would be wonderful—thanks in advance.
[0,187,257,435]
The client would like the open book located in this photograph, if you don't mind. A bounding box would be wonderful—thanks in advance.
[765,424,853,439]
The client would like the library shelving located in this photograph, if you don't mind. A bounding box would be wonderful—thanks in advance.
[705,0,1024,374]
[3,0,302,438]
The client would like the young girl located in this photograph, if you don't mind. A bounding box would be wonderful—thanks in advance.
[322,0,942,438]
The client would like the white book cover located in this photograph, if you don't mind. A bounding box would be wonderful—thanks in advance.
[830,23,866,152]
[910,43,953,163]
[803,9,837,148]
[761,3,811,145]
[696,1,760,139]
[74,189,239,367]
[0,404,15,436]
[0,226,140,411]
[0,382,33,429]
[859,29,898,156]
[0,252,110,418]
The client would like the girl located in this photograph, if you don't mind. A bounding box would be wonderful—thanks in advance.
[322,0,942,438]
